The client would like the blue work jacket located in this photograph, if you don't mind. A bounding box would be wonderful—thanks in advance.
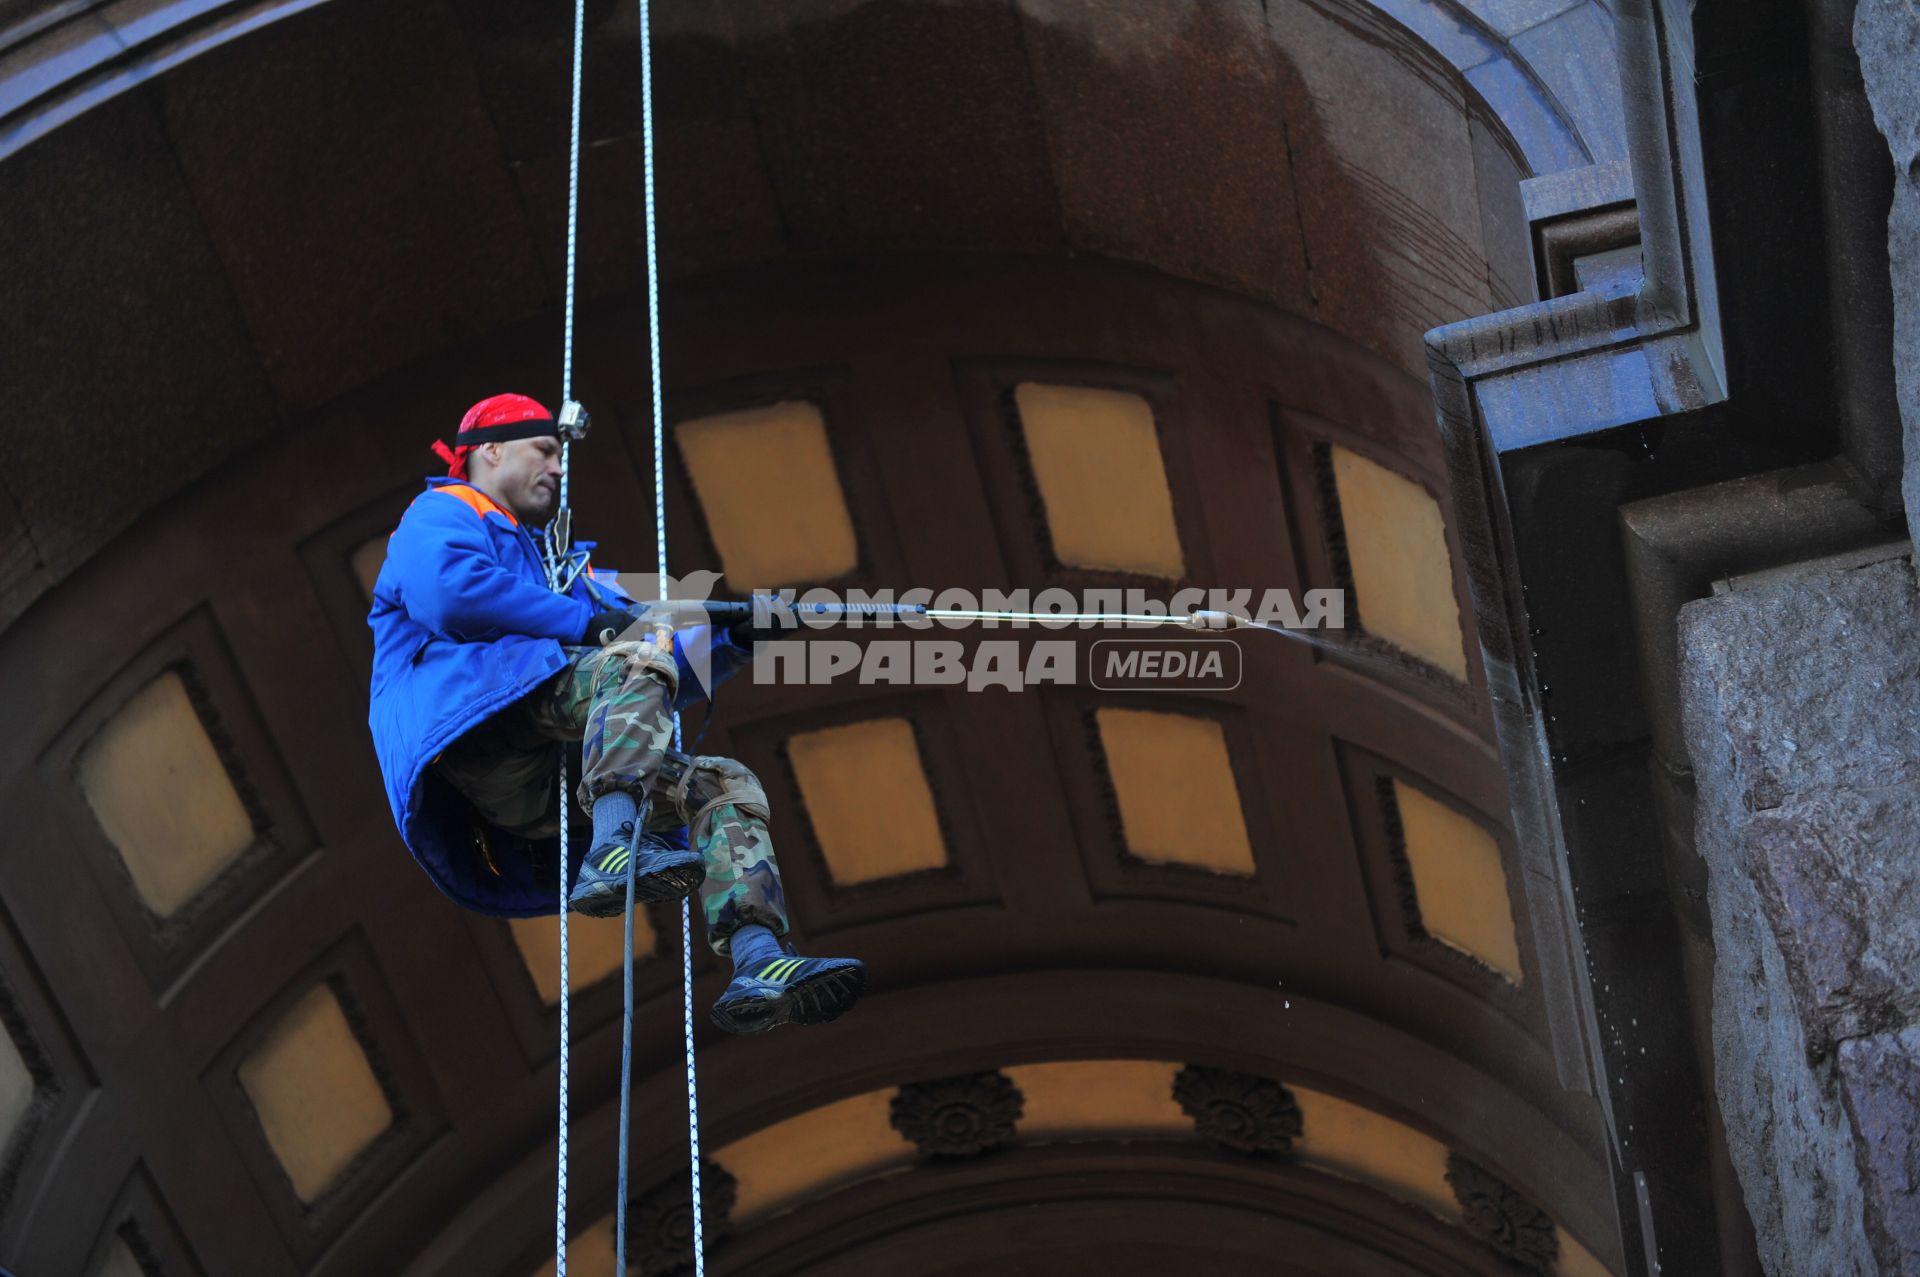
[367,478,748,915]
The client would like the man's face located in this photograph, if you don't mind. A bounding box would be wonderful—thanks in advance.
[479,436,563,524]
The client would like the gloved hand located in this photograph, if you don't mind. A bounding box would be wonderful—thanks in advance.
[584,608,641,646]
[727,610,789,650]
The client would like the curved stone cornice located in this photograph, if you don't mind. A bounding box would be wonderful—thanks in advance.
[723,1144,1540,1277]
[0,0,1622,169]
[402,970,1614,1276]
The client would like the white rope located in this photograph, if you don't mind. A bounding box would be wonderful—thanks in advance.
[634,1,707,1269]
[553,0,588,1271]
[554,670,572,1277]
[547,4,706,1268]
[615,795,644,1275]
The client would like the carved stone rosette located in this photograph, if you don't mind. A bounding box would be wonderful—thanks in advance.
[889,1070,1024,1157]
[1172,1065,1302,1156]
[1444,1151,1558,1275]
[625,1159,738,1276]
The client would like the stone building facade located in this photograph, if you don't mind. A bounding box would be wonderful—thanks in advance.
[0,1,1913,1274]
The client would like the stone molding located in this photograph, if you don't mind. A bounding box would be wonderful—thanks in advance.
[1445,1151,1559,1274]
[889,1071,1024,1158]
[1172,1065,1303,1157]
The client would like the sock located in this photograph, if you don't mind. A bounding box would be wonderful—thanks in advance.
[590,790,638,853]
[729,924,784,974]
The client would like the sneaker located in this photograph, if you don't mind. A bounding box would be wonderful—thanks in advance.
[709,953,866,1035]
[568,823,704,917]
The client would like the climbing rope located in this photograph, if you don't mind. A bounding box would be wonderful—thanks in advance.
[614,795,647,1275]
[536,3,1350,1265]
[552,0,586,1268]
[548,0,702,1272]
[633,0,709,1269]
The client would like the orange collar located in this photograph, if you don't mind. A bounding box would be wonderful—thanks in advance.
[437,482,520,526]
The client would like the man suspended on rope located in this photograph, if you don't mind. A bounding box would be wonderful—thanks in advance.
[367,394,865,1034]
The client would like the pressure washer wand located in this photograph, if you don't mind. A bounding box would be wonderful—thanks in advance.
[626,598,1360,661]
[631,599,933,628]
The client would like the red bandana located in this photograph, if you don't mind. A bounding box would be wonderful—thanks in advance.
[432,393,556,480]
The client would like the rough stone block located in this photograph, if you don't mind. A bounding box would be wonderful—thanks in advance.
[1854,0,1920,558]
[1705,811,1873,1277]
[1744,792,1920,1051]
[1682,554,1920,1275]
[1838,1028,1920,1277]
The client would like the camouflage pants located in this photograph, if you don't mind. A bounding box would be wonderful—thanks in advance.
[435,640,787,951]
